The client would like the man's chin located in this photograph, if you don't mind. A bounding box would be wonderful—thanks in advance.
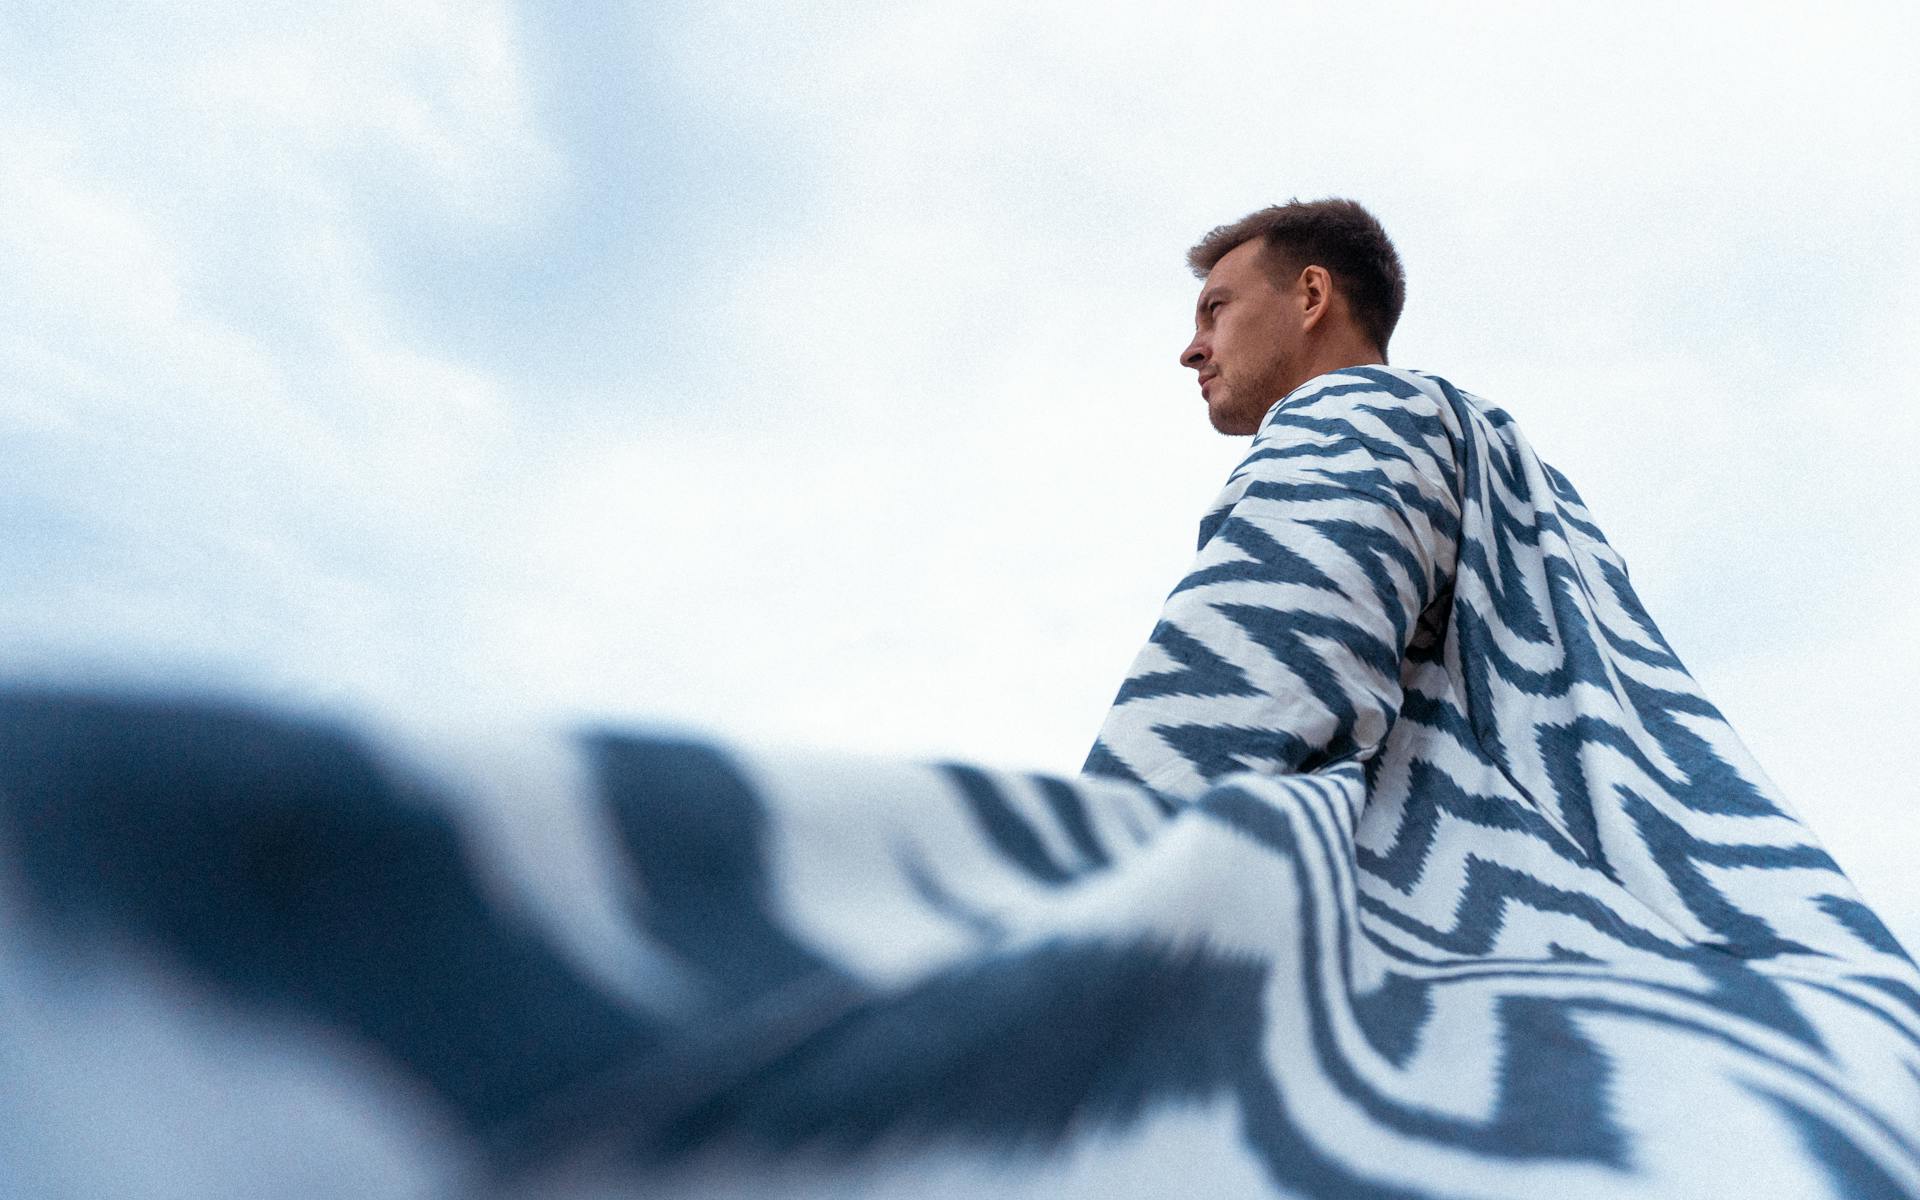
[1205,396,1263,437]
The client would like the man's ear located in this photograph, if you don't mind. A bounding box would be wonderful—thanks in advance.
[1298,265,1333,333]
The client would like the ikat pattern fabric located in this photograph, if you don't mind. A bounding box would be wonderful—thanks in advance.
[3,366,1916,1198]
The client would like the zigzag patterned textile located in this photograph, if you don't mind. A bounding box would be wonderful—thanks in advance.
[3,366,1917,1198]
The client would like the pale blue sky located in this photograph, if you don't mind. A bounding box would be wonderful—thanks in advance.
[3,1,1916,941]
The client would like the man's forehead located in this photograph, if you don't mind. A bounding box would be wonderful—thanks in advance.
[1218,238,1272,277]
[1202,239,1271,294]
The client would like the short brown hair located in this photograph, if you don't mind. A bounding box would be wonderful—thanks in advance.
[1187,198,1406,355]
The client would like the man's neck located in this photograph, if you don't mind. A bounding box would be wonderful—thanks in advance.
[1287,339,1387,397]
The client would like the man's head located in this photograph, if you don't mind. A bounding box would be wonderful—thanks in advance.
[1179,198,1405,435]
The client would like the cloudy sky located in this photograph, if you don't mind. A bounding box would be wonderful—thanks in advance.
[3,2,1916,942]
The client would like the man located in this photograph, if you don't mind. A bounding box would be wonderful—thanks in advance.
[1084,197,1433,796]
[1074,197,1920,1191]
[4,202,1918,1199]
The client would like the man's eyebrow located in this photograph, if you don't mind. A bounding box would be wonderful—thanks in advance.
[1196,286,1232,313]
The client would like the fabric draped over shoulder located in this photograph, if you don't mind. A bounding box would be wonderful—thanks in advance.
[1085,366,1463,796]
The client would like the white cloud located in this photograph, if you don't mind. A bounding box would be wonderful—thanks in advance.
[0,1,555,718]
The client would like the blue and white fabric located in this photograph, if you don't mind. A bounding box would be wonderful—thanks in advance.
[4,366,1915,1198]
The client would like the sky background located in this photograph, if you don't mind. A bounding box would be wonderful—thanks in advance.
[3,3,1917,944]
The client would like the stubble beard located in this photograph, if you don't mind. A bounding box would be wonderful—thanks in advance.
[1210,358,1294,437]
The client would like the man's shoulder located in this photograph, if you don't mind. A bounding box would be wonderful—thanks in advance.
[1254,365,1465,445]
[1214,365,1473,511]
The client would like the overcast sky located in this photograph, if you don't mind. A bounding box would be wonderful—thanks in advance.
[3,2,1916,945]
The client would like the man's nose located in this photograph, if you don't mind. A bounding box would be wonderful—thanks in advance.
[1180,337,1207,369]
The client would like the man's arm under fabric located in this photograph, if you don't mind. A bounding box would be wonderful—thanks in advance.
[1084,368,1462,799]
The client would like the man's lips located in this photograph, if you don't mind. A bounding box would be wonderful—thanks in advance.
[1199,373,1218,399]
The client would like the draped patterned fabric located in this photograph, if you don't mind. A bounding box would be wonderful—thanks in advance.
[4,366,1916,1198]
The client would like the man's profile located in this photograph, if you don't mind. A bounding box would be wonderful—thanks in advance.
[1180,201,1405,435]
